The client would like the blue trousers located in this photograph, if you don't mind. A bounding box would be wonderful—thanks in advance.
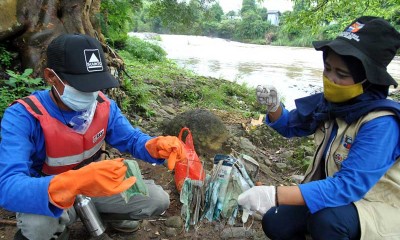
[262,204,360,240]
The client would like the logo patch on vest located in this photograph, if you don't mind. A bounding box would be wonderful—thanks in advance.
[333,153,344,164]
[343,135,353,149]
[93,129,104,143]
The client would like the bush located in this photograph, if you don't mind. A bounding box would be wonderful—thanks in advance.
[0,69,47,118]
[123,36,167,62]
[100,0,138,49]
[0,45,12,68]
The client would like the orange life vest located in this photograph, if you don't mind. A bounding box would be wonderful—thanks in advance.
[16,92,110,175]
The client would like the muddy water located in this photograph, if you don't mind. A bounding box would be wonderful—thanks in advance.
[131,33,400,110]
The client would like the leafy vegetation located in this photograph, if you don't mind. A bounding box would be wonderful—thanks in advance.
[0,44,12,69]
[100,0,142,48]
[286,0,400,37]
[273,0,399,47]
[122,36,166,61]
[131,0,275,44]
[0,69,47,118]
[127,0,400,47]
[290,139,315,172]
[97,0,400,49]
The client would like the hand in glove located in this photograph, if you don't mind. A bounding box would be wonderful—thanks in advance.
[237,186,276,215]
[48,158,136,209]
[145,136,186,170]
[256,85,280,113]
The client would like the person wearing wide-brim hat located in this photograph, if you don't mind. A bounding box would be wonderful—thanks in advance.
[0,33,187,240]
[238,16,400,239]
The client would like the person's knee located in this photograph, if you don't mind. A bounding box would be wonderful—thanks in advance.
[263,206,309,240]
[149,188,170,215]
[19,218,49,234]
[262,208,282,239]
[308,209,337,240]
[262,210,273,237]
[17,213,66,240]
[309,205,360,240]
[137,187,170,217]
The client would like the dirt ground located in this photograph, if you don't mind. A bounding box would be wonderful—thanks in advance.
[0,159,271,240]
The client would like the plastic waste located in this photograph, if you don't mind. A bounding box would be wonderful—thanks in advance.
[177,127,205,231]
[214,155,234,218]
[180,173,205,231]
[174,127,205,192]
[180,178,193,230]
[120,159,149,203]
[202,154,255,226]
[68,101,97,134]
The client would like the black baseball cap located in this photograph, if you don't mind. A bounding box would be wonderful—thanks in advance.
[313,16,400,87]
[47,33,120,92]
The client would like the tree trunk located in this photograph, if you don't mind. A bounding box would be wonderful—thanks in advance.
[1,0,122,79]
[0,0,124,103]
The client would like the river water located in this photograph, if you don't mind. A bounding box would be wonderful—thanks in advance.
[130,33,400,110]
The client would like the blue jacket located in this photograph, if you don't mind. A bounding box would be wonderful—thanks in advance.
[267,91,400,213]
[0,90,161,217]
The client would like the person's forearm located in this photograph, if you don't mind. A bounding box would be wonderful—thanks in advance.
[276,185,305,206]
[268,105,282,122]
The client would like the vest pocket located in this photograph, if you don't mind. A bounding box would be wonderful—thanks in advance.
[361,202,400,238]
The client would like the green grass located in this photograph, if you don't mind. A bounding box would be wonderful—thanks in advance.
[117,36,262,118]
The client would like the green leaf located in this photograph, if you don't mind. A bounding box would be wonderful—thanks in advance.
[23,68,33,76]
[5,77,17,87]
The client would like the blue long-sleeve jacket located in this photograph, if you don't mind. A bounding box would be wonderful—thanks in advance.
[266,107,400,213]
[0,90,162,217]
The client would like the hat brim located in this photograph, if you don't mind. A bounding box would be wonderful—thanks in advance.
[58,71,120,92]
[312,39,398,87]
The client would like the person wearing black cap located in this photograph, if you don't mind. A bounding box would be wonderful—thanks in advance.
[238,16,400,239]
[0,34,186,240]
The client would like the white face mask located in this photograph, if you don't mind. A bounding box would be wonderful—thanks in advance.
[52,71,99,112]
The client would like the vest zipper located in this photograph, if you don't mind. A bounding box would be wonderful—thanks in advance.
[324,134,336,177]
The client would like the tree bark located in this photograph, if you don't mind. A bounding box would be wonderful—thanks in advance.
[1,0,123,79]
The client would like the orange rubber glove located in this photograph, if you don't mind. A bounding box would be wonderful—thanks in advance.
[48,158,136,209]
[145,136,187,170]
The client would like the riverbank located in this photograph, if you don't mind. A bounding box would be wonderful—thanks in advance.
[0,58,313,239]
[2,37,399,239]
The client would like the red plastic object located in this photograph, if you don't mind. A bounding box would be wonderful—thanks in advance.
[174,127,206,192]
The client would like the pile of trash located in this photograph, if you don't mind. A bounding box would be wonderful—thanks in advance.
[179,153,259,231]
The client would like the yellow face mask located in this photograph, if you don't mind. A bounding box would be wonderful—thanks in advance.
[323,75,364,103]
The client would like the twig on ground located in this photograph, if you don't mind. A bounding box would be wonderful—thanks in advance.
[0,218,17,225]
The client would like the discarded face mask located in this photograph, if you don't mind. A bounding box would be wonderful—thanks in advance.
[202,154,254,225]
[120,159,149,203]
[180,177,205,231]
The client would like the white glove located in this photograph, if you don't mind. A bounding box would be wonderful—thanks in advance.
[237,186,276,215]
[256,85,280,112]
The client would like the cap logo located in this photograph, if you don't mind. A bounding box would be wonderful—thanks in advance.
[347,21,364,33]
[84,49,103,72]
[338,21,365,42]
